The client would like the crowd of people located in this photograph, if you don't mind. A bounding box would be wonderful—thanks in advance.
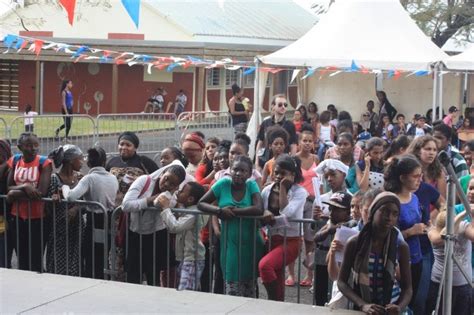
[1,90,474,314]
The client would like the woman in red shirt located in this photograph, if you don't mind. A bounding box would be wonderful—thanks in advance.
[6,133,52,272]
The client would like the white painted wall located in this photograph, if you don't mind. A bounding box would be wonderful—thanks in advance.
[306,72,463,121]
[1,2,193,41]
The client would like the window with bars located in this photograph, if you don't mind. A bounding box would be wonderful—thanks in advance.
[206,68,221,87]
[243,72,255,87]
[0,61,19,109]
[225,69,240,87]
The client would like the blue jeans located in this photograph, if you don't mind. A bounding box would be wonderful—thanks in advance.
[412,251,433,315]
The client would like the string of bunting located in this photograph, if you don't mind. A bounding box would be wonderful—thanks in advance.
[1,34,432,80]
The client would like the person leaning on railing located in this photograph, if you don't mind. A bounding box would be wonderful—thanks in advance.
[6,133,52,272]
[61,146,118,279]
[121,160,186,285]
[198,155,264,297]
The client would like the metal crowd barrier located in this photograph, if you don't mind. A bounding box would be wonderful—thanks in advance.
[0,195,109,280]
[96,113,179,156]
[2,112,236,157]
[7,114,97,156]
[108,205,321,304]
[177,111,234,143]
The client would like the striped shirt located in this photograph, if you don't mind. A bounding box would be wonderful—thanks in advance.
[448,145,469,178]
[368,253,400,304]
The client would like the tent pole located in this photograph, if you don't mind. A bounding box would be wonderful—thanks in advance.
[432,64,438,123]
[255,58,260,122]
[438,67,444,121]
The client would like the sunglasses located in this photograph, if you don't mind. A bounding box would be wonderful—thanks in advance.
[277,102,288,108]
[363,114,369,117]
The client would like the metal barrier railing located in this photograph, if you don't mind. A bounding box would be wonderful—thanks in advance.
[0,195,109,280]
[3,112,235,156]
[177,111,234,143]
[7,114,97,156]
[108,205,320,303]
[96,113,179,155]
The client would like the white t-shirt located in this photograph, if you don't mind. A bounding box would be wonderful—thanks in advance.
[176,94,187,107]
[415,127,425,138]
[24,111,38,125]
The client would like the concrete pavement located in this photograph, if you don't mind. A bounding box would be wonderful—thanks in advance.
[0,268,361,314]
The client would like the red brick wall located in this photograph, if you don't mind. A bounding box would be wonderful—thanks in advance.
[18,61,37,111]
[17,61,195,114]
[117,66,194,113]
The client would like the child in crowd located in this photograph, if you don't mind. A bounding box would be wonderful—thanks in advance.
[314,191,353,305]
[393,114,407,137]
[6,133,52,272]
[312,159,349,306]
[160,146,189,168]
[261,126,289,185]
[195,137,220,187]
[293,108,304,134]
[317,110,335,161]
[291,125,319,287]
[378,113,394,143]
[260,154,307,301]
[356,137,385,192]
[214,134,262,187]
[23,104,38,133]
[156,182,208,291]
[198,155,264,297]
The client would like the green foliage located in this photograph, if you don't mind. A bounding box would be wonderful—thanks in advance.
[401,0,474,48]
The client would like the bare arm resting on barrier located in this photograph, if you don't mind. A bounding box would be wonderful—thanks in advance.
[7,163,52,201]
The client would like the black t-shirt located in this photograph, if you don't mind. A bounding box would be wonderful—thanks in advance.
[257,116,297,146]
[106,154,158,174]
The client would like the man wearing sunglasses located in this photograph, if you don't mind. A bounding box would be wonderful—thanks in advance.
[256,94,297,171]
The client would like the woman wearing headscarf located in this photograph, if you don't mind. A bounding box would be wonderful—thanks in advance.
[338,192,412,315]
[46,144,84,276]
[0,139,12,268]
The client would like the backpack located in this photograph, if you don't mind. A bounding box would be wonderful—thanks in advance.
[12,154,48,170]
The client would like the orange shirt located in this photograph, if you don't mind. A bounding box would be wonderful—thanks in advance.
[7,155,51,219]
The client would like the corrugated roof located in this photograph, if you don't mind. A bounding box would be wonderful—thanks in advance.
[145,0,317,41]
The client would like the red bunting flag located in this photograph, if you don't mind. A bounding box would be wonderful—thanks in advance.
[59,0,77,26]
[34,40,44,57]
[393,70,401,80]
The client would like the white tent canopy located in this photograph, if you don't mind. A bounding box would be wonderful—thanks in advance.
[445,45,474,71]
[260,0,448,71]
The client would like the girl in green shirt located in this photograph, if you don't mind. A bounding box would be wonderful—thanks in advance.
[198,155,264,297]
